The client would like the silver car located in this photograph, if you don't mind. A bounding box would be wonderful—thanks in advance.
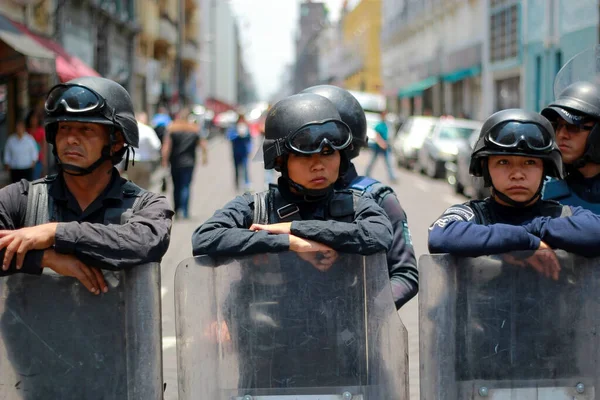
[417,118,482,179]
[392,116,438,169]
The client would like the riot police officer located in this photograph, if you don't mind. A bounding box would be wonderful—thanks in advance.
[429,109,600,264]
[300,85,417,309]
[191,92,393,391]
[192,92,392,258]
[0,77,173,294]
[541,81,600,212]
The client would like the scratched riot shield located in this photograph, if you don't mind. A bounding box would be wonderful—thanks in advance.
[419,250,600,400]
[554,45,600,98]
[0,263,163,399]
[175,252,409,399]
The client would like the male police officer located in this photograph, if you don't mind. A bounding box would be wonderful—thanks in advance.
[301,85,418,309]
[0,77,173,294]
[541,81,600,212]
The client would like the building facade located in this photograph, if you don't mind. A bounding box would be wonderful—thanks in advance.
[381,0,485,119]
[294,1,327,93]
[342,0,382,94]
[199,0,238,108]
[522,0,598,112]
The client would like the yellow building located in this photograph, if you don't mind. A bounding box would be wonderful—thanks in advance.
[134,0,199,113]
[342,0,382,94]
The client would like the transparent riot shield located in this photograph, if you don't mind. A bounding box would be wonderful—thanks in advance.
[420,250,600,399]
[0,264,163,399]
[554,45,600,97]
[175,252,409,399]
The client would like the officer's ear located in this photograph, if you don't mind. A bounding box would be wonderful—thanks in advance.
[111,131,125,153]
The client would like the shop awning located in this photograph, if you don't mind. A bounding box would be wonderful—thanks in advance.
[9,19,100,82]
[0,13,55,76]
[398,76,439,99]
[442,65,482,83]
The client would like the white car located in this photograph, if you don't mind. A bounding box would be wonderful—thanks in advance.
[392,116,438,169]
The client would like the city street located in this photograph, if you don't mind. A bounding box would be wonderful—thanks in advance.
[157,136,468,400]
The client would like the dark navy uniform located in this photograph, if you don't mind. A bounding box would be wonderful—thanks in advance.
[543,172,600,214]
[0,170,173,275]
[340,163,418,308]
[428,198,600,257]
[192,176,392,257]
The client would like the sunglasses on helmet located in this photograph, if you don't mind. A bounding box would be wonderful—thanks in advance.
[286,120,352,155]
[486,122,554,152]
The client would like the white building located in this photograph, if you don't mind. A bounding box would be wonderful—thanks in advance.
[381,0,486,120]
[199,0,238,106]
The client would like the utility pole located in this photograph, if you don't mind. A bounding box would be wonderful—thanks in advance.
[176,0,185,107]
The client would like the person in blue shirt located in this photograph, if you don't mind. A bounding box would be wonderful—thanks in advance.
[301,85,418,309]
[365,110,397,183]
[428,109,600,277]
[226,113,252,192]
[541,81,600,213]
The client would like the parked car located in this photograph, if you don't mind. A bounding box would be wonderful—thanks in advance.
[392,116,438,169]
[417,118,482,179]
[445,128,490,199]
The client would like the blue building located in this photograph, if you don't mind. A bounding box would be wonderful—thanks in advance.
[523,0,598,112]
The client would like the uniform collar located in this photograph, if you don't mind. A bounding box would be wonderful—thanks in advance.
[337,163,359,189]
[49,168,124,203]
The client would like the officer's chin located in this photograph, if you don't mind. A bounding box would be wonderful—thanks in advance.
[306,179,331,189]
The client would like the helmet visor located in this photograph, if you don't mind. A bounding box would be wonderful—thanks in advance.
[45,85,104,114]
[487,122,554,151]
[287,121,352,155]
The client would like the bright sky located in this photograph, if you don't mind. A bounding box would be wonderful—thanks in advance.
[230,0,346,101]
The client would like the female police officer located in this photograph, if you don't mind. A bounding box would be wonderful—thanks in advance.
[192,92,392,259]
[428,109,600,273]
[191,92,393,391]
[300,85,418,309]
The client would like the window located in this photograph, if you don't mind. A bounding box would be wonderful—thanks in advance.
[490,2,519,62]
[555,50,563,75]
[495,76,520,111]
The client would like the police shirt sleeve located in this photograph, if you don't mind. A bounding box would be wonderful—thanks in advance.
[428,204,541,256]
[524,206,600,256]
[379,193,418,309]
[54,192,174,269]
[0,181,43,275]
[290,194,393,255]
[192,195,290,256]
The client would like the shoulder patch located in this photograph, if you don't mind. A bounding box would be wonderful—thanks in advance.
[429,204,474,230]
[444,205,475,221]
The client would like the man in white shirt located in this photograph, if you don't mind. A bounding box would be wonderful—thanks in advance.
[122,112,161,189]
[3,119,38,183]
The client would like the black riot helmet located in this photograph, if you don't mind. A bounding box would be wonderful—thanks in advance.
[44,77,139,176]
[263,93,353,198]
[470,109,563,207]
[541,81,600,167]
[300,85,367,159]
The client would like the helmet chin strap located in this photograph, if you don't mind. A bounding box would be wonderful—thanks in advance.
[286,176,334,201]
[570,123,600,169]
[492,179,544,208]
[56,145,112,176]
[278,157,334,201]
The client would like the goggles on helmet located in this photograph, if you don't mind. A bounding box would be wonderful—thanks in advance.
[486,122,554,152]
[45,84,110,117]
[286,120,352,155]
